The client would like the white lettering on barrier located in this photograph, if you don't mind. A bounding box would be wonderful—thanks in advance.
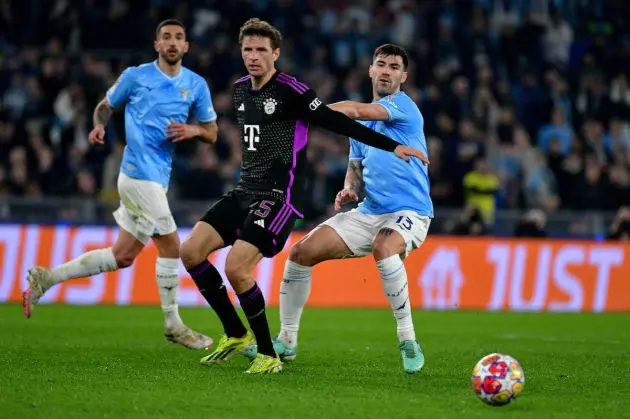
[510,245,552,311]
[487,244,625,312]
[590,248,624,312]
[2,225,625,312]
[419,246,464,310]
[548,245,584,312]
[487,244,510,311]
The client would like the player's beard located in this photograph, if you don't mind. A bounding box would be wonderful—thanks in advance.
[375,79,398,98]
[376,86,397,98]
[376,88,392,97]
[162,50,183,66]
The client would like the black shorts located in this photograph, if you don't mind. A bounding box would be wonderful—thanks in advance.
[200,189,301,258]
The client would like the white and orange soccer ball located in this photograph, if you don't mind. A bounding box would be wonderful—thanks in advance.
[471,353,525,406]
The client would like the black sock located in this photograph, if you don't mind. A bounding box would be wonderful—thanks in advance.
[237,283,275,357]
[188,260,247,338]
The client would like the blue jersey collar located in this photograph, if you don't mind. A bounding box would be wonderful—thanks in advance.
[153,60,183,80]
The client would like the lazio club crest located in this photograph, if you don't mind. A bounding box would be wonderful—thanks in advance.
[179,88,192,101]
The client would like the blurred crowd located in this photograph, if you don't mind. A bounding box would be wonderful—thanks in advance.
[1,0,629,236]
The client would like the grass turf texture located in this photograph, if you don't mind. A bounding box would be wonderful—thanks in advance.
[1,305,629,419]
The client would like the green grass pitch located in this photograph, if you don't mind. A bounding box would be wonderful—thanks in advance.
[1,304,629,419]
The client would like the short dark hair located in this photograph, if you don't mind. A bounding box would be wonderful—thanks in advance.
[373,43,409,70]
[155,19,186,40]
[239,18,282,50]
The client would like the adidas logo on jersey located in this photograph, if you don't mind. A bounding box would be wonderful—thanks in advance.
[238,103,245,111]
[255,219,265,228]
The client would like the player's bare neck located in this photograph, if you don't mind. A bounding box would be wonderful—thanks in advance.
[251,69,277,90]
[373,88,401,101]
[157,58,181,78]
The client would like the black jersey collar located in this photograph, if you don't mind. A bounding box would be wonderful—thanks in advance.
[250,68,281,92]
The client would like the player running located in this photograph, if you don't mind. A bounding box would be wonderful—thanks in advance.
[251,44,433,374]
[23,20,216,350]
[179,19,428,374]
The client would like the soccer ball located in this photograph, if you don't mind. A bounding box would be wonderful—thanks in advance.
[471,353,525,406]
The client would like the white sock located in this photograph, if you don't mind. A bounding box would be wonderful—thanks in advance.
[376,255,416,342]
[50,248,118,285]
[156,257,182,329]
[279,260,312,348]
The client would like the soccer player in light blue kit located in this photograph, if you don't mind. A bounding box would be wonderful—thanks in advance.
[23,20,217,350]
[269,44,432,373]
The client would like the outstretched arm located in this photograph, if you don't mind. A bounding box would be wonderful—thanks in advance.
[328,101,390,121]
[303,102,425,162]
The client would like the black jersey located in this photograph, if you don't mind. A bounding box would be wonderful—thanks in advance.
[232,71,319,211]
[232,69,405,213]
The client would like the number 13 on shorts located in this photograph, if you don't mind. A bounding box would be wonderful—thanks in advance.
[396,215,414,231]
[389,212,431,256]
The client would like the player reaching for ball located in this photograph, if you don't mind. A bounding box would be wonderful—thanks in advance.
[23,19,216,350]
[179,19,428,374]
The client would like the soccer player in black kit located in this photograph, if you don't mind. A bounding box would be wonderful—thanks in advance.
[180,18,428,374]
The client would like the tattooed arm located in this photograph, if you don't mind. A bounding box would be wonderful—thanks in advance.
[88,99,113,145]
[89,67,135,145]
[94,99,113,127]
[335,160,364,211]
[344,160,364,194]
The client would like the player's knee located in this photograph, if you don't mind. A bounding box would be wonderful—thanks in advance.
[372,236,399,262]
[224,259,247,283]
[154,235,180,259]
[113,250,136,269]
[288,241,316,267]
[180,240,204,270]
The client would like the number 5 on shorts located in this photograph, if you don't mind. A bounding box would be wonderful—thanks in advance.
[255,200,274,218]
[396,215,413,231]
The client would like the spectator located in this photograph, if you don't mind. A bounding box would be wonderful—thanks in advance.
[514,209,548,238]
[543,11,573,69]
[0,0,627,232]
[607,207,630,241]
[582,119,609,166]
[427,136,453,207]
[495,107,516,145]
[605,163,630,210]
[523,149,559,213]
[451,204,488,236]
[605,118,630,158]
[463,157,499,225]
[538,107,573,155]
[511,71,547,137]
[570,157,606,210]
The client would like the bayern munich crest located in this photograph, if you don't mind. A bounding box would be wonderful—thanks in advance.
[264,98,277,114]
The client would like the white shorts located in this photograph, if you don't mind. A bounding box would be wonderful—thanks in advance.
[320,208,431,258]
[113,173,177,244]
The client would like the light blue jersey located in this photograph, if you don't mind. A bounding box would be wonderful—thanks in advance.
[106,61,217,188]
[349,91,433,217]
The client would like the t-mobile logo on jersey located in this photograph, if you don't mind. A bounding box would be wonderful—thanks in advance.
[244,124,260,151]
